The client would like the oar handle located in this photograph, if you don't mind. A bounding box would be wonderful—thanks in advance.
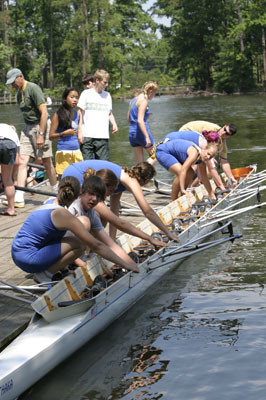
[28,162,45,170]
[15,185,56,197]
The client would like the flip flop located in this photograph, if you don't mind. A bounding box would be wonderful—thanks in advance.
[0,210,17,217]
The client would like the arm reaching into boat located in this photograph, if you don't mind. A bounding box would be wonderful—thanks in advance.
[61,160,178,242]
[52,208,138,273]
[205,159,226,191]
[94,200,168,247]
[11,177,138,281]
[12,207,138,277]
[156,140,217,201]
[119,169,179,242]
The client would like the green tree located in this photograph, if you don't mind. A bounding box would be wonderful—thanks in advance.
[111,0,158,88]
[153,0,228,89]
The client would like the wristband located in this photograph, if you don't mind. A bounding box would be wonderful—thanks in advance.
[39,131,44,135]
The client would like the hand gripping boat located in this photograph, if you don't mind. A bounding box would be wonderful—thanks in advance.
[1,165,266,400]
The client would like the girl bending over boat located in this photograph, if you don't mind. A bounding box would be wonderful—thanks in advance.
[62,160,178,241]
[155,139,218,201]
[68,167,167,249]
[148,130,225,191]
[67,175,145,268]
[12,176,138,283]
[127,81,158,163]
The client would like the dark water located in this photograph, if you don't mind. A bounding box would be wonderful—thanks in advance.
[2,95,266,400]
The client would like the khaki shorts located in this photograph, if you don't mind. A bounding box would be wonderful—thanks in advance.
[20,120,53,158]
[55,150,83,175]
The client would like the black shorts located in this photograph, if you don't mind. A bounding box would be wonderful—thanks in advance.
[0,139,17,164]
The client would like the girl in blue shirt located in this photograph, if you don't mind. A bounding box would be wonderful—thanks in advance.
[127,81,158,164]
[12,175,138,282]
[156,139,218,201]
[50,88,83,179]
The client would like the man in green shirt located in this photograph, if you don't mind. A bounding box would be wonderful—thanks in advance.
[179,120,238,185]
[5,68,57,207]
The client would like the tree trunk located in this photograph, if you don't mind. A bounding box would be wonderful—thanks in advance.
[237,3,245,52]
[1,0,12,64]
[97,5,103,68]
[49,26,54,89]
[81,0,90,75]
[262,27,266,83]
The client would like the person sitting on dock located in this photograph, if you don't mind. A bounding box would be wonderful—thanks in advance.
[155,139,218,201]
[62,160,179,242]
[5,68,57,208]
[12,176,138,283]
[178,120,237,185]
[0,124,20,216]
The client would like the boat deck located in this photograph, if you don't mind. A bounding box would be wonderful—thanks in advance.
[0,183,170,350]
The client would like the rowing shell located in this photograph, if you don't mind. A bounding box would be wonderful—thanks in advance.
[0,165,265,400]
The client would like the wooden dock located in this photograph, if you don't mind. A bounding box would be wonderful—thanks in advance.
[0,183,170,350]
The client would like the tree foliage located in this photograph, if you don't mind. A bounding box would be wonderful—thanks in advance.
[0,0,265,93]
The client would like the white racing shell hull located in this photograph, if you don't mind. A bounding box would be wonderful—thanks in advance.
[0,166,260,400]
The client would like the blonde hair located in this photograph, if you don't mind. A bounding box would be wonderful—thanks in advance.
[142,81,158,97]
[94,69,110,82]
[206,142,219,155]
[9,125,17,132]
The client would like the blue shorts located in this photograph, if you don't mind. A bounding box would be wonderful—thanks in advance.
[156,145,180,170]
[12,241,62,273]
[129,125,154,148]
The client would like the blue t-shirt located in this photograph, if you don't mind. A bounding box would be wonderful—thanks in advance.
[57,109,80,151]
[62,160,126,194]
[156,139,201,170]
[163,130,203,146]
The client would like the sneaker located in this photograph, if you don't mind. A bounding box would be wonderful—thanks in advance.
[33,270,53,283]
[2,200,25,208]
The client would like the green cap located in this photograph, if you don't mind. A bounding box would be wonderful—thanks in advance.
[6,68,22,85]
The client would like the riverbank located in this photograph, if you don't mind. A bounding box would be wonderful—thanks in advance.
[1,87,266,105]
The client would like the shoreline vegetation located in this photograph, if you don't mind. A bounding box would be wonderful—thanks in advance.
[1,86,266,105]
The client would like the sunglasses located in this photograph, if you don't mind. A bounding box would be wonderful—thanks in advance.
[224,127,232,136]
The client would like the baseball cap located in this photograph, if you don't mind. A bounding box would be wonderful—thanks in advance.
[6,68,22,85]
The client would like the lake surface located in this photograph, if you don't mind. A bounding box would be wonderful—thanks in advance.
[2,94,266,400]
